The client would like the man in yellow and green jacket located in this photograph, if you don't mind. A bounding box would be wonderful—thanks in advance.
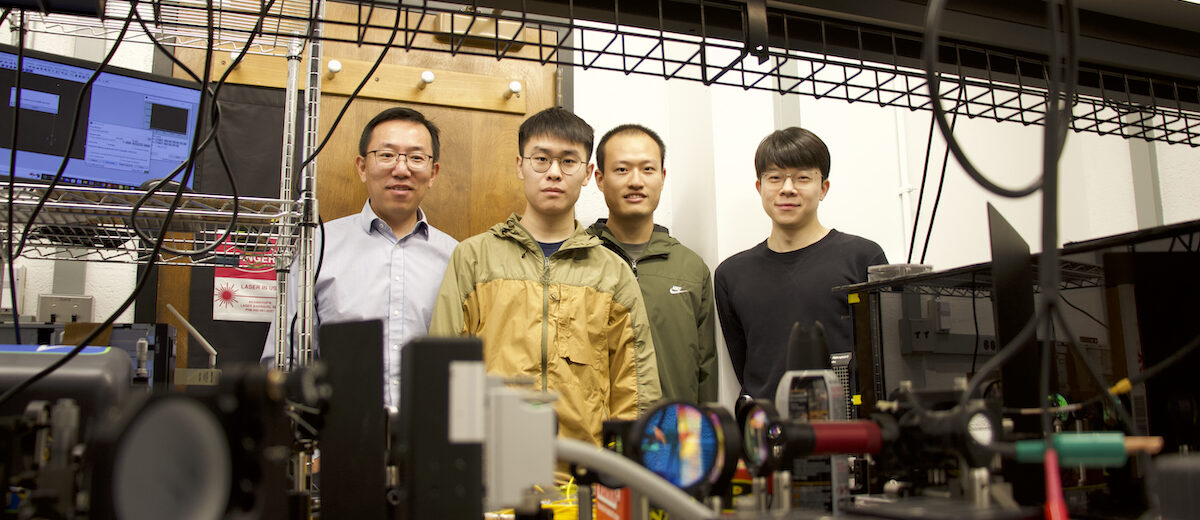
[430,108,660,446]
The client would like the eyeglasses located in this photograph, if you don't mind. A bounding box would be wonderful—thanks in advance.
[367,150,433,170]
[761,171,820,188]
[523,154,585,175]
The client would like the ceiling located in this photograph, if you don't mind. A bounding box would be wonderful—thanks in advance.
[1076,0,1200,32]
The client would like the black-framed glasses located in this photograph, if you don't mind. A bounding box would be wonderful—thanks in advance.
[368,150,433,170]
[761,170,819,188]
[523,154,585,175]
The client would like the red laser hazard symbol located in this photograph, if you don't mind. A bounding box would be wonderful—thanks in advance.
[215,282,239,309]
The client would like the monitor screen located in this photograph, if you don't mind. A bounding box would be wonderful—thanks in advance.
[0,44,203,190]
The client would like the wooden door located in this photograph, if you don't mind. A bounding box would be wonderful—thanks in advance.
[315,3,556,239]
[178,4,556,238]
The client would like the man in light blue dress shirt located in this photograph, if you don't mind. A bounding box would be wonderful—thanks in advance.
[261,107,458,408]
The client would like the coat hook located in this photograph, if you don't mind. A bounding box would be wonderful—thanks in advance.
[506,80,522,98]
[420,70,435,89]
[326,59,343,79]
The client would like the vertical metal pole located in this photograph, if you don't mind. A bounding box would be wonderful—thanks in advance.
[290,1,326,502]
[274,38,302,370]
[296,0,325,368]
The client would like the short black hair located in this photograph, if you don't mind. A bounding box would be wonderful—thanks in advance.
[358,107,441,161]
[595,124,665,172]
[518,107,594,161]
[754,127,830,179]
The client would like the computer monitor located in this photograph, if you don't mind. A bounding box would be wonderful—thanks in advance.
[0,44,203,190]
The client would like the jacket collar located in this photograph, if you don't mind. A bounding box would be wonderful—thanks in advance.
[588,218,677,259]
[493,213,600,256]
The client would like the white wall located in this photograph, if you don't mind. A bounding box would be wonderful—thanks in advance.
[1159,142,1200,225]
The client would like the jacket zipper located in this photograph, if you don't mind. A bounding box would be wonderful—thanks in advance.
[540,253,550,392]
[629,251,668,278]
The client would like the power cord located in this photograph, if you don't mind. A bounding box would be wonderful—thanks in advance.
[4,11,26,345]
[1058,292,1106,329]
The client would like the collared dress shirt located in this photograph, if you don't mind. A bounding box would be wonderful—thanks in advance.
[262,202,458,407]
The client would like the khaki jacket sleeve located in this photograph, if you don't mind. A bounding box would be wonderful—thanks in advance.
[430,246,470,337]
[608,266,662,418]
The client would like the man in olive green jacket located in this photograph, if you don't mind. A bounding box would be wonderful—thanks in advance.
[589,124,718,404]
[430,109,660,447]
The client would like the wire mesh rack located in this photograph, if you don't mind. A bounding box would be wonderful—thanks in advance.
[1,183,295,266]
[837,218,1200,298]
[21,0,1193,144]
[836,258,1105,299]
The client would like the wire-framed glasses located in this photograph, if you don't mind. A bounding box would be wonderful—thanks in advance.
[368,150,433,170]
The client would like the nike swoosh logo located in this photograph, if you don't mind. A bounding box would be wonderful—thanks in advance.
[669,286,688,295]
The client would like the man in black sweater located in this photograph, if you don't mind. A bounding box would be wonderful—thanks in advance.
[715,127,887,400]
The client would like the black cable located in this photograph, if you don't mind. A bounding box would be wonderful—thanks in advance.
[985,440,1018,458]
[907,111,937,264]
[982,378,1003,401]
[287,215,326,372]
[959,303,1046,407]
[918,97,960,265]
[1050,320,1194,418]
[294,4,405,176]
[1128,331,1200,389]
[923,0,1077,199]
[970,271,981,374]
[131,8,202,84]
[1058,292,1106,329]
[5,11,25,344]
[1036,0,1073,465]
[1039,295,1055,449]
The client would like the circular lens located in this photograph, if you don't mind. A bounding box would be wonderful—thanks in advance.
[113,398,231,520]
[639,403,718,490]
[743,407,770,470]
[967,412,994,447]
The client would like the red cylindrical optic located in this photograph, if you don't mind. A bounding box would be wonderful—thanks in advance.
[810,420,883,455]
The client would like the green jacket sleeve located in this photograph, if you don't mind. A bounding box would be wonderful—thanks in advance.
[697,270,718,403]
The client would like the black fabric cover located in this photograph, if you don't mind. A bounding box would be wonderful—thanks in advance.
[180,83,300,369]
